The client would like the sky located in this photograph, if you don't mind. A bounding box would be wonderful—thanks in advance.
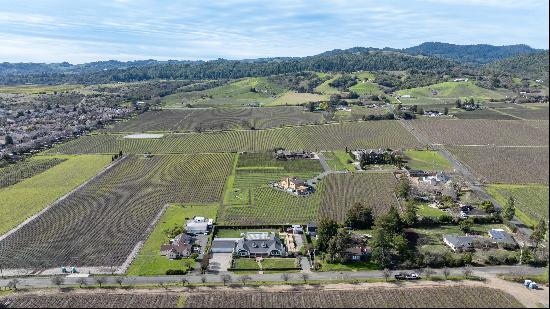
[0,0,548,64]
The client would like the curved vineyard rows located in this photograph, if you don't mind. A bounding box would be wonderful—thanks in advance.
[108,107,323,132]
[320,172,399,223]
[184,286,522,308]
[48,121,421,155]
[0,154,234,269]
[0,157,66,189]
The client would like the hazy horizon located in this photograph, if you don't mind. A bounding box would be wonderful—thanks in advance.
[0,0,548,64]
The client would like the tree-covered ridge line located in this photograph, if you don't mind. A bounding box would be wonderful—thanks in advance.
[0,42,546,85]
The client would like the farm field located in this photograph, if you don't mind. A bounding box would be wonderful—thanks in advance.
[403,150,454,171]
[169,78,285,107]
[267,92,329,106]
[487,184,549,227]
[0,84,84,94]
[319,172,399,223]
[0,155,111,236]
[127,203,219,276]
[445,145,549,184]
[410,119,549,146]
[108,107,323,132]
[0,156,66,189]
[49,121,421,155]
[184,286,522,308]
[396,81,514,105]
[219,152,323,225]
[451,108,518,120]
[0,154,234,269]
[487,103,549,120]
[349,81,383,95]
[0,293,179,308]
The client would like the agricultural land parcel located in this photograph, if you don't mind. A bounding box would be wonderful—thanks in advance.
[108,107,323,133]
[184,286,522,308]
[487,184,549,226]
[48,121,421,155]
[0,155,111,236]
[0,154,233,269]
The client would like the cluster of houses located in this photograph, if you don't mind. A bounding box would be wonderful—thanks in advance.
[443,228,517,252]
[159,216,213,259]
[0,95,133,161]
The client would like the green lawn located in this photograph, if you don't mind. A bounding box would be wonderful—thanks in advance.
[332,150,356,171]
[314,75,341,94]
[267,92,329,106]
[126,203,218,276]
[216,229,277,238]
[261,258,297,269]
[417,204,448,218]
[403,150,454,171]
[0,155,111,235]
[322,151,348,171]
[319,260,379,271]
[233,258,260,270]
[487,184,549,227]
[349,82,382,95]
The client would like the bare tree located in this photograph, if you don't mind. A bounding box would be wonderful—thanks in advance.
[221,274,232,286]
[281,273,290,283]
[180,277,188,287]
[239,275,252,286]
[442,267,451,280]
[7,279,20,291]
[76,277,88,288]
[51,276,65,288]
[299,273,309,284]
[382,268,392,282]
[95,277,106,288]
[424,268,436,280]
[200,275,207,284]
[115,277,125,287]
[462,265,473,279]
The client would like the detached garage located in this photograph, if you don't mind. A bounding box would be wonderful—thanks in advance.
[211,238,239,253]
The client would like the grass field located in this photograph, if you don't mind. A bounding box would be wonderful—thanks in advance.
[50,121,421,155]
[267,92,329,106]
[349,81,383,95]
[0,155,111,236]
[319,172,399,223]
[314,75,341,94]
[233,258,260,270]
[396,81,514,105]
[166,78,286,107]
[403,150,454,171]
[0,84,84,94]
[319,260,378,271]
[417,204,448,218]
[487,184,549,227]
[0,156,66,189]
[127,203,218,276]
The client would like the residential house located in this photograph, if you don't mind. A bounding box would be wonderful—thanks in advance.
[235,232,287,257]
[345,246,372,262]
[275,150,313,160]
[443,235,482,252]
[279,177,311,195]
[160,233,193,259]
[186,216,213,234]
[211,238,239,253]
[422,172,449,186]
[488,229,517,249]
[306,224,317,237]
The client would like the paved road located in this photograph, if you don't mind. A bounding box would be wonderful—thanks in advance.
[0,266,543,289]
[316,152,331,172]
[398,120,533,240]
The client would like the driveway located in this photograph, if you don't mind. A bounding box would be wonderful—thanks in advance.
[208,253,233,274]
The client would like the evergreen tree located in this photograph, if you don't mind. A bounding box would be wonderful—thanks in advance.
[316,217,339,252]
[503,196,516,220]
[345,202,374,229]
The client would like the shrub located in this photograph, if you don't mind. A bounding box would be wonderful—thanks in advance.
[166,269,188,275]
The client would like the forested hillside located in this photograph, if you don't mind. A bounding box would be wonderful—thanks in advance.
[484,51,549,82]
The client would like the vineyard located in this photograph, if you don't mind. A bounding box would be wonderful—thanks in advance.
[487,103,549,120]
[410,119,549,146]
[0,155,111,236]
[49,121,421,155]
[0,154,234,269]
[1,293,179,308]
[219,152,323,225]
[319,172,399,223]
[487,184,549,226]
[184,286,522,308]
[108,107,323,133]
[446,145,549,184]
[0,157,66,189]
